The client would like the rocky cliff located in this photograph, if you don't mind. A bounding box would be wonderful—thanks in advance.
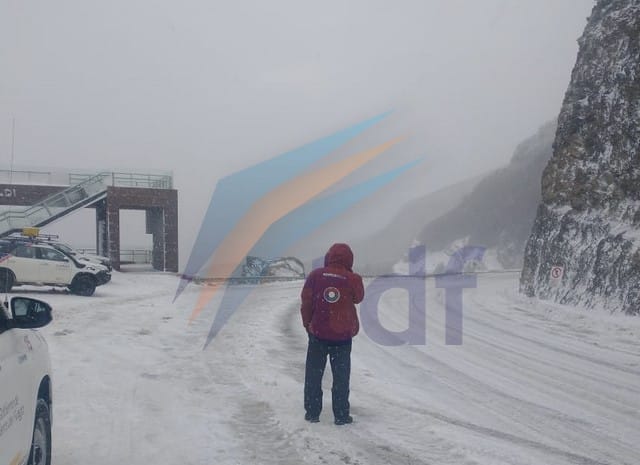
[520,0,640,314]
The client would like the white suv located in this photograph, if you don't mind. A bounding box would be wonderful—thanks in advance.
[0,296,53,465]
[47,242,112,272]
[0,240,110,296]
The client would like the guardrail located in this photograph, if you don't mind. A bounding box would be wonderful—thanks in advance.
[186,269,524,284]
[69,172,172,189]
[0,169,173,189]
[78,248,153,264]
[190,276,304,285]
[120,249,153,264]
[0,172,108,235]
[0,169,56,184]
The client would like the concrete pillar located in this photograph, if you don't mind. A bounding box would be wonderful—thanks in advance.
[164,193,178,273]
[146,208,165,271]
[107,202,120,270]
[95,199,108,257]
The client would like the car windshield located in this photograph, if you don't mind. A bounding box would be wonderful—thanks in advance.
[55,243,74,254]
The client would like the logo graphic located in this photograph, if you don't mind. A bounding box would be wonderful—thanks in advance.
[323,287,341,304]
[175,111,421,348]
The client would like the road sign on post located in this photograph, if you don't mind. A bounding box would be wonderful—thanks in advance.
[549,266,564,287]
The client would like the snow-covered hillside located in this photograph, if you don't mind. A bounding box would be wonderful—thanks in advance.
[32,271,640,465]
[415,121,556,271]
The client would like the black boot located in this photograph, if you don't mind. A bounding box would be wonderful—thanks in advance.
[305,413,320,423]
[334,415,353,425]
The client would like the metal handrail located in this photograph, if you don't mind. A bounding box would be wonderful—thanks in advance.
[69,171,172,189]
[0,172,108,233]
[0,169,53,183]
[77,248,153,264]
[0,169,173,236]
[0,169,172,189]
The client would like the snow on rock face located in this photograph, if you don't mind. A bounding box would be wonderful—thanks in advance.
[521,0,640,314]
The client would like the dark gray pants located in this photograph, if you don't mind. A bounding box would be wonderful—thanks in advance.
[304,334,352,420]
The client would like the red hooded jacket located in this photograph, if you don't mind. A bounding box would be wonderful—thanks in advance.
[300,243,365,342]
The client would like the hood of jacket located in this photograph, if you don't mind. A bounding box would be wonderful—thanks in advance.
[324,243,354,271]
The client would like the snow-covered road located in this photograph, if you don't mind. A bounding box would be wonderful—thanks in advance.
[33,271,639,465]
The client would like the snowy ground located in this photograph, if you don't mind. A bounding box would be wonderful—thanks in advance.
[25,271,640,465]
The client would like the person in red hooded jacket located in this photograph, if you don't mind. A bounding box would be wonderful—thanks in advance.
[300,243,364,425]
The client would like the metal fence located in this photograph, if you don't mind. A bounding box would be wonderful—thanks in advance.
[78,248,153,264]
[187,269,524,284]
[0,169,173,190]
[120,249,153,264]
[69,172,172,189]
[0,169,57,185]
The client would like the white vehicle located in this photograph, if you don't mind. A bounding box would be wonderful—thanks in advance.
[50,243,112,271]
[0,296,53,465]
[7,233,112,272]
[0,240,111,296]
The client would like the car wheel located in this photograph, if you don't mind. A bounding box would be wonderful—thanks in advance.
[70,275,96,296]
[28,399,52,465]
[0,268,14,292]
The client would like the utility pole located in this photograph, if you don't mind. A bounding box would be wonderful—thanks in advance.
[9,117,16,184]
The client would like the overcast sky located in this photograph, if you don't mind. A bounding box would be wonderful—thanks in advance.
[0,0,595,265]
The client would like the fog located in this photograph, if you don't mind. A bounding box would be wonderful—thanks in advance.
[0,0,594,267]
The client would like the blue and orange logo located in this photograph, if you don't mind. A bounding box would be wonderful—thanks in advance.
[174,112,421,348]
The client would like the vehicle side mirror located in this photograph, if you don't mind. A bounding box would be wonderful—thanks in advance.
[11,297,53,329]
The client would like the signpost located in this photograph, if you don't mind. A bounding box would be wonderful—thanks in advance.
[550,266,564,287]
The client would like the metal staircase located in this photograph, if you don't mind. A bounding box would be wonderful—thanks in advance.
[0,172,110,237]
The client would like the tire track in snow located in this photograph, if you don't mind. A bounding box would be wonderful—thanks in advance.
[466,298,640,376]
[423,282,640,463]
[420,299,640,428]
[439,287,640,393]
[354,333,631,465]
[392,404,612,465]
